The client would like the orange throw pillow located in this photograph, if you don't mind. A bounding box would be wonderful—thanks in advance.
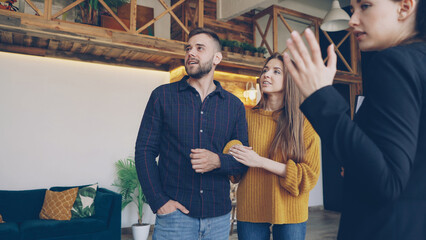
[0,214,4,223]
[39,188,78,220]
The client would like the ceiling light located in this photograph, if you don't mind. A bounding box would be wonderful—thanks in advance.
[320,0,350,32]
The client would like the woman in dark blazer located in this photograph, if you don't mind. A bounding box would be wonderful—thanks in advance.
[283,0,426,239]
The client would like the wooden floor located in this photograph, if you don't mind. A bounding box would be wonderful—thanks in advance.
[122,207,341,240]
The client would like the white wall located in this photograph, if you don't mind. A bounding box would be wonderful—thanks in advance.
[309,147,323,206]
[0,51,169,227]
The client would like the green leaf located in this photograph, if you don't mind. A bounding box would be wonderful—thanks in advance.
[112,157,146,223]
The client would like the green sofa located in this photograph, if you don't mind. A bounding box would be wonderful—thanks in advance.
[0,186,121,240]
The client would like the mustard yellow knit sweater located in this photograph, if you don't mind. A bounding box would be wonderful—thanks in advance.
[236,108,321,224]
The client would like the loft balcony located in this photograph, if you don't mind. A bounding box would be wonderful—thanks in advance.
[0,0,265,76]
[0,0,361,111]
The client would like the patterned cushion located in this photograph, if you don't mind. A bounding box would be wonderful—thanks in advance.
[71,183,98,218]
[0,213,4,223]
[39,188,78,220]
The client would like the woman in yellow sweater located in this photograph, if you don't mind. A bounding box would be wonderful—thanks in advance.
[229,52,321,240]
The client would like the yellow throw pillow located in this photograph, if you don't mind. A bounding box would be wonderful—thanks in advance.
[223,140,243,154]
[39,188,78,220]
[0,214,4,223]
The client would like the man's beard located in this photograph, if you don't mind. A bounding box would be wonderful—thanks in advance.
[185,57,213,79]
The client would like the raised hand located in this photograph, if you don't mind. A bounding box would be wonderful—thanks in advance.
[283,28,337,98]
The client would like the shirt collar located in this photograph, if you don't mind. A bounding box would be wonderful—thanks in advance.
[178,75,225,98]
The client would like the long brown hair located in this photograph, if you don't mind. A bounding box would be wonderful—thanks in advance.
[254,52,305,163]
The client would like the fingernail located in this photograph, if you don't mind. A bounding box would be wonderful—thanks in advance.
[305,28,313,35]
[287,39,293,44]
[291,31,298,37]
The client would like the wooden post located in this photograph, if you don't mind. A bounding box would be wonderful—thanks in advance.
[253,18,257,51]
[349,84,356,119]
[315,20,319,41]
[130,0,137,34]
[198,0,204,28]
[273,7,278,53]
[44,0,52,20]
[350,32,358,75]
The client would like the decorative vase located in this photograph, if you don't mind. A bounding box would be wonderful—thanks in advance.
[132,224,150,240]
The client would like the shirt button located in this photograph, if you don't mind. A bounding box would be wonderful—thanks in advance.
[201,111,204,114]
[200,190,203,194]
[200,129,203,133]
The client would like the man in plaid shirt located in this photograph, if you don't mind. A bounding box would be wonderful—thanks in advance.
[135,28,249,240]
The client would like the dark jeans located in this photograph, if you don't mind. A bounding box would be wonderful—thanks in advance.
[237,220,307,240]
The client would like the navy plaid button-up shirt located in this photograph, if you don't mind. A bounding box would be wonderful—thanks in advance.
[135,76,249,218]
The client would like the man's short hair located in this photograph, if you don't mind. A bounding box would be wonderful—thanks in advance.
[188,28,221,52]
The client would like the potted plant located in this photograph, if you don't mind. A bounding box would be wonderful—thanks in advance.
[249,44,257,56]
[220,39,232,52]
[256,46,268,58]
[241,42,252,56]
[231,40,242,54]
[241,42,257,56]
[113,157,150,240]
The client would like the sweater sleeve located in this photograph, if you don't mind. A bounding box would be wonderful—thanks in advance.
[300,48,422,203]
[279,120,321,197]
[223,139,244,183]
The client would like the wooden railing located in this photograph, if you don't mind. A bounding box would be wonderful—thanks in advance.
[253,5,359,77]
[6,0,204,39]
[253,5,362,118]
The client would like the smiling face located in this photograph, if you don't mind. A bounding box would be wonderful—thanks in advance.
[260,58,285,96]
[184,33,220,79]
[349,0,415,51]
